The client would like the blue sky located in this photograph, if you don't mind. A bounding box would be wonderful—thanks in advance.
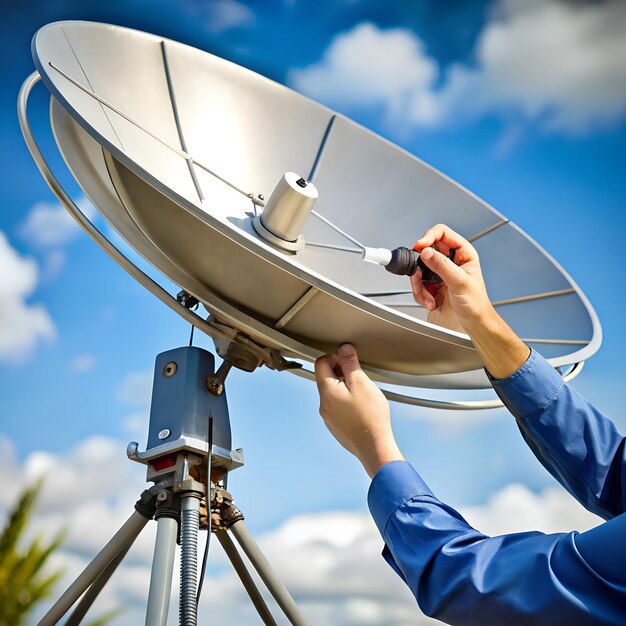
[1,1,625,623]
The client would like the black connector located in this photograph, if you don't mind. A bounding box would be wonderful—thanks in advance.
[384,247,456,282]
[384,247,420,276]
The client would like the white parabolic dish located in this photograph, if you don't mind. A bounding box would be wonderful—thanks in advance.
[31,21,601,390]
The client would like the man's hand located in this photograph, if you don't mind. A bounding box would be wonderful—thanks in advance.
[411,224,492,333]
[411,223,530,379]
[315,344,403,478]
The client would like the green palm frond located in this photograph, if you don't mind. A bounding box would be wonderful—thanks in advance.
[0,480,116,626]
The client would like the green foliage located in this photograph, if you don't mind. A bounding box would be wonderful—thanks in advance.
[0,481,119,626]
[0,480,64,626]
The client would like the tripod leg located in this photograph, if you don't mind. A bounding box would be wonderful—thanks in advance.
[38,510,149,626]
[65,541,131,626]
[229,521,308,626]
[216,531,278,626]
[145,516,178,626]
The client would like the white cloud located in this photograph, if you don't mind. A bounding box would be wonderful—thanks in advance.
[289,1,626,135]
[0,435,154,624]
[70,353,97,373]
[461,482,600,536]
[0,231,56,363]
[41,249,67,281]
[391,385,508,436]
[289,22,439,127]
[399,406,501,437]
[122,411,149,440]
[438,0,626,133]
[1,433,603,626]
[18,195,95,248]
[182,0,255,34]
[211,0,255,33]
[117,370,153,406]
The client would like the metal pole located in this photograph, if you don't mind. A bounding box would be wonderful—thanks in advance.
[65,542,131,626]
[145,516,178,626]
[37,511,148,626]
[216,532,278,626]
[179,495,201,626]
[229,521,308,626]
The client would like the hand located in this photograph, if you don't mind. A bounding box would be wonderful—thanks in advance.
[411,223,530,379]
[410,224,493,333]
[314,344,403,478]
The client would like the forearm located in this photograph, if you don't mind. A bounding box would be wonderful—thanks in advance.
[464,306,530,380]
[492,349,626,519]
[369,461,625,625]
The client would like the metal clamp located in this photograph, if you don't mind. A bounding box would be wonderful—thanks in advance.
[210,486,244,532]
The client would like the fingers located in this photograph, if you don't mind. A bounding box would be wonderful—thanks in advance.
[337,343,365,389]
[314,353,340,392]
[316,345,367,394]
[419,247,467,290]
[412,224,477,265]
[410,270,436,310]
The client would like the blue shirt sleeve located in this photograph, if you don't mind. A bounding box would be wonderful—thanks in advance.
[490,349,625,520]
[368,461,626,625]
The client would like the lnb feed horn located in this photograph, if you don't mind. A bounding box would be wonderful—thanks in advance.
[252,172,318,253]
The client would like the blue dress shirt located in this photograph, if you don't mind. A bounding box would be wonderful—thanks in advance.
[368,349,626,625]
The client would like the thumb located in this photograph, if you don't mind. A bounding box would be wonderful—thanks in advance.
[338,343,363,386]
[419,247,466,290]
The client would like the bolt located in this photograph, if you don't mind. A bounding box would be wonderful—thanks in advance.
[205,375,224,396]
[163,361,178,378]
[158,429,171,440]
[258,194,265,201]
[157,491,168,502]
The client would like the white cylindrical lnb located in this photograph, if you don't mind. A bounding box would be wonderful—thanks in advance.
[259,172,318,243]
[362,247,392,267]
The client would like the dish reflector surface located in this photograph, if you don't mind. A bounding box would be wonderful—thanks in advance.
[34,21,601,387]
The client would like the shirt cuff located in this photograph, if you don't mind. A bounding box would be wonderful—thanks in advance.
[367,460,434,536]
[489,349,564,419]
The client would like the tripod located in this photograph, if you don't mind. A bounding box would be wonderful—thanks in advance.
[37,345,309,626]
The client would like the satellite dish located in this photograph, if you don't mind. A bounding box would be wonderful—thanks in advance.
[19,20,604,626]
[25,20,600,397]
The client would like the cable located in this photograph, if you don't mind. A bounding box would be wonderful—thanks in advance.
[188,301,199,346]
[196,416,213,606]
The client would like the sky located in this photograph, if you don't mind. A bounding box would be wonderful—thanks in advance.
[0,0,625,624]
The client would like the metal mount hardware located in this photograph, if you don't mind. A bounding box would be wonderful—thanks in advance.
[252,215,305,253]
[206,360,234,396]
[177,290,199,309]
[209,486,245,532]
[127,440,244,474]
